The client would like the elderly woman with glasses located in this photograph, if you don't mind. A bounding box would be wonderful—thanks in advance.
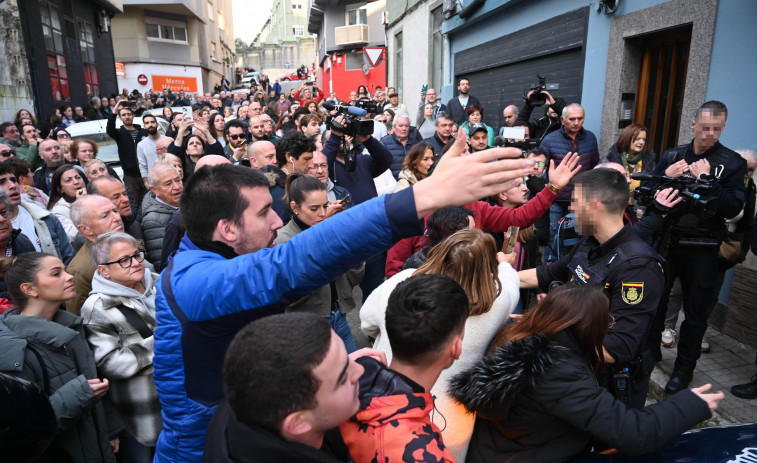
[80,231,162,463]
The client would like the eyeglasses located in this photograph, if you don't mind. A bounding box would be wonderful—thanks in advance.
[312,163,328,171]
[0,150,14,158]
[102,251,145,269]
[229,134,245,140]
[57,133,72,139]
[533,161,546,167]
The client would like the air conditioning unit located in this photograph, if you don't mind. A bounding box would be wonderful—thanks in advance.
[334,24,369,45]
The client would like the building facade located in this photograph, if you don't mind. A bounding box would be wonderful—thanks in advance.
[308,0,387,101]
[111,0,234,95]
[14,0,122,122]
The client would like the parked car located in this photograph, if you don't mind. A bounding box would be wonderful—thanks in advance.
[281,68,312,81]
[241,72,261,89]
[66,117,170,178]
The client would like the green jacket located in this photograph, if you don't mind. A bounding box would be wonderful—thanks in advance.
[15,142,42,171]
[0,308,124,462]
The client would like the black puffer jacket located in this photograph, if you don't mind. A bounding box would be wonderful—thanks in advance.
[603,144,657,174]
[449,330,711,463]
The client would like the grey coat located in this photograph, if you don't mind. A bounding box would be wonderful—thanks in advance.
[141,192,177,271]
[275,218,364,316]
[0,309,124,462]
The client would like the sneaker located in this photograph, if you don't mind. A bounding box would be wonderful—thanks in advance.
[661,327,676,347]
[701,337,710,353]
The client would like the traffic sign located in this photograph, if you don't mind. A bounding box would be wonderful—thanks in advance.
[364,48,383,67]
[137,74,148,85]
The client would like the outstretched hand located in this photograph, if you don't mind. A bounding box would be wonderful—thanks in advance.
[547,152,582,189]
[412,128,533,219]
[691,383,724,411]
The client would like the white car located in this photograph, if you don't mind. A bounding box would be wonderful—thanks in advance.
[66,117,171,178]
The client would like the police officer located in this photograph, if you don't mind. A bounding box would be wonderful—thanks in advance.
[518,168,665,408]
[647,101,747,394]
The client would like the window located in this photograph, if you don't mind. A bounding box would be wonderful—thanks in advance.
[293,25,304,37]
[211,43,216,60]
[218,13,225,30]
[207,2,214,20]
[347,7,368,25]
[430,6,444,93]
[346,52,372,71]
[395,31,403,97]
[77,19,99,97]
[146,19,188,43]
[40,2,70,101]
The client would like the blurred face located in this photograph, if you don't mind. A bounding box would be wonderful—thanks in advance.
[570,185,596,237]
[500,177,529,207]
[469,130,488,151]
[81,196,124,237]
[39,141,64,168]
[143,117,159,135]
[468,111,482,124]
[376,92,385,102]
[249,142,277,169]
[436,118,454,139]
[692,111,726,154]
[96,178,132,217]
[389,95,399,105]
[202,110,211,122]
[2,125,19,143]
[85,161,108,179]
[18,168,34,187]
[0,173,21,206]
[563,107,585,136]
[237,105,249,119]
[151,168,183,207]
[63,107,73,117]
[76,142,96,163]
[309,331,365,432]
[24,256,75,302]
[311,153,329,184]
[350,92,357,102]
[426,89,437,102]
[415,149,434,176]
[172,113,185,128]
[56,131,72,146]
[260,115,273,134]
[19,110,31,119]
[383,111,393,123]
[0,202,11,245]
[58,169,85,198]
[394,118,410,139]
[630,130,647,154]
[75,107,84,117]
[528,154,547,177]
[291,189,328,227]
[99,241,145,288]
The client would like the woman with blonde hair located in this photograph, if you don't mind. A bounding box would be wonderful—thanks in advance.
[361,227,519,461]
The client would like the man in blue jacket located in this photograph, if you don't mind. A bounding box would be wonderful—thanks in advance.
[540,103,599,261]
[151,137,534,462]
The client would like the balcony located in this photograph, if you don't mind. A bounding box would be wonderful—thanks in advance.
[334,24,369,46]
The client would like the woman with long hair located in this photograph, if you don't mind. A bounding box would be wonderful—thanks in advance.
[361,227,519,461]
[0,253,123,462]
[47,165,87,241]
[81,232,162,462]
[416,102,436,139]
[604,123,656,190]
[14,109,37,126]
[161,106,174,123]
[208,113,226,149]
[274,173,361,353]
[450,283,723,463]
[394,142,435,192]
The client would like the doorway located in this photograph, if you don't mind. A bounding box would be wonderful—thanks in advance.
[634,26,692,158]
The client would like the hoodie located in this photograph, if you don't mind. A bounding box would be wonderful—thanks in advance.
[449,331,712,463]
[340,357,454,463]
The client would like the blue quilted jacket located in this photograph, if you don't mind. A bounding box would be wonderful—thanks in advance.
[381,133,421,179]
[152,189,423,462]
[539,126,599,202]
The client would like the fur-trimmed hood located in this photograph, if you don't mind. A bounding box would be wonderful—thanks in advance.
[449,332,569,421]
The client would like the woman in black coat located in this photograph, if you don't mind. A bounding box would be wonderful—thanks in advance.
[450,283,723,463]
[604,123,656,191]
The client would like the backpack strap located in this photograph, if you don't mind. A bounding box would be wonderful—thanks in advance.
[115,305,153,339]
[605,240,667,289]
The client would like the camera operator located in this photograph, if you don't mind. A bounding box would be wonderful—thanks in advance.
[516,89,565,142]
[643,101,747,394]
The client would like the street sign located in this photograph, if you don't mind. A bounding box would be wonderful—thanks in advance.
[285,62,290,68]
[364,48,383,67]
[137,74,148,85]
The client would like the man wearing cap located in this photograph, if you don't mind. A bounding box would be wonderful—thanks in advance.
[468,123,490,153]
[384,92,408,115]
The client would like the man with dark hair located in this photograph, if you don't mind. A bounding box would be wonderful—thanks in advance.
[276,131,316,174]
[17,123,43,170]
[647,100,747,394]
[152,140,535,462]
[249,115,267,142]
[223,119,248,161]
[423,112,455,158]
[137,113,165,183]
[0,123,20,149]
[107,100,148,204]
[341,274,467,462]
[518,168,666,409]
[446,78,481,125]
[299,114,322,139]
[516,90,565,141]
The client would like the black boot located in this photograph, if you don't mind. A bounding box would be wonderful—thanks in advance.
[665,370,693,395]
[732,374,757,400]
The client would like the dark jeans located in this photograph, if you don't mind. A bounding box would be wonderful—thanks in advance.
[329,309,357,354]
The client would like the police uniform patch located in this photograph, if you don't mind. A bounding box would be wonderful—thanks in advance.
[621,282,644,305]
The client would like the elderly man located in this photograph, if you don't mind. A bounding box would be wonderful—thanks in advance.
[0,123,20,149]
[384,92,408,115]
[87,175,143,242]
[17,123,43,170]
[311,151,351,215]
[247,141,277,168]
[66,195,126,313]
[422,112,455,158]
[142,164,183,270]
[418,88,447,121]
[33,139,65,195]
[381,113,420,179]
[249,101,263,117]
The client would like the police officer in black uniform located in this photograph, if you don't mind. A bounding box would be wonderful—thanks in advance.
[647,101,747,394]
[518,168,666,408]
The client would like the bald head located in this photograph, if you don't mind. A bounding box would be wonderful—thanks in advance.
[196,155,231,169]
[157,137,174,152]
[248,141,277,169]
[503,105,519,127]
[72,195,124,241]
[598,162,631,185]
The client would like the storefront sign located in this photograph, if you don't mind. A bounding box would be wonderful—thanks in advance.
[152,75,199,93]
[115,62,125,77]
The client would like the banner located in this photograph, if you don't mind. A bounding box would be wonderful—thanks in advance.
[152,75,198,93]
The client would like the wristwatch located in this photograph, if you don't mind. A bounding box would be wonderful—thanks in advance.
[547,183,562,195]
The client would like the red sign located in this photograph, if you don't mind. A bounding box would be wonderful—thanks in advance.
[137,74,148,85]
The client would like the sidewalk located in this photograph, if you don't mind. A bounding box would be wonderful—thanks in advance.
[650,324,757,425]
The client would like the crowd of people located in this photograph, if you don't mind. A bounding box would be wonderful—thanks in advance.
[0,74,754,463]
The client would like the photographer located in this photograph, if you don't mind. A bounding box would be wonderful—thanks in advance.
[645,101,748,394]
[292,81,324,107]
[516,89,565,142]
